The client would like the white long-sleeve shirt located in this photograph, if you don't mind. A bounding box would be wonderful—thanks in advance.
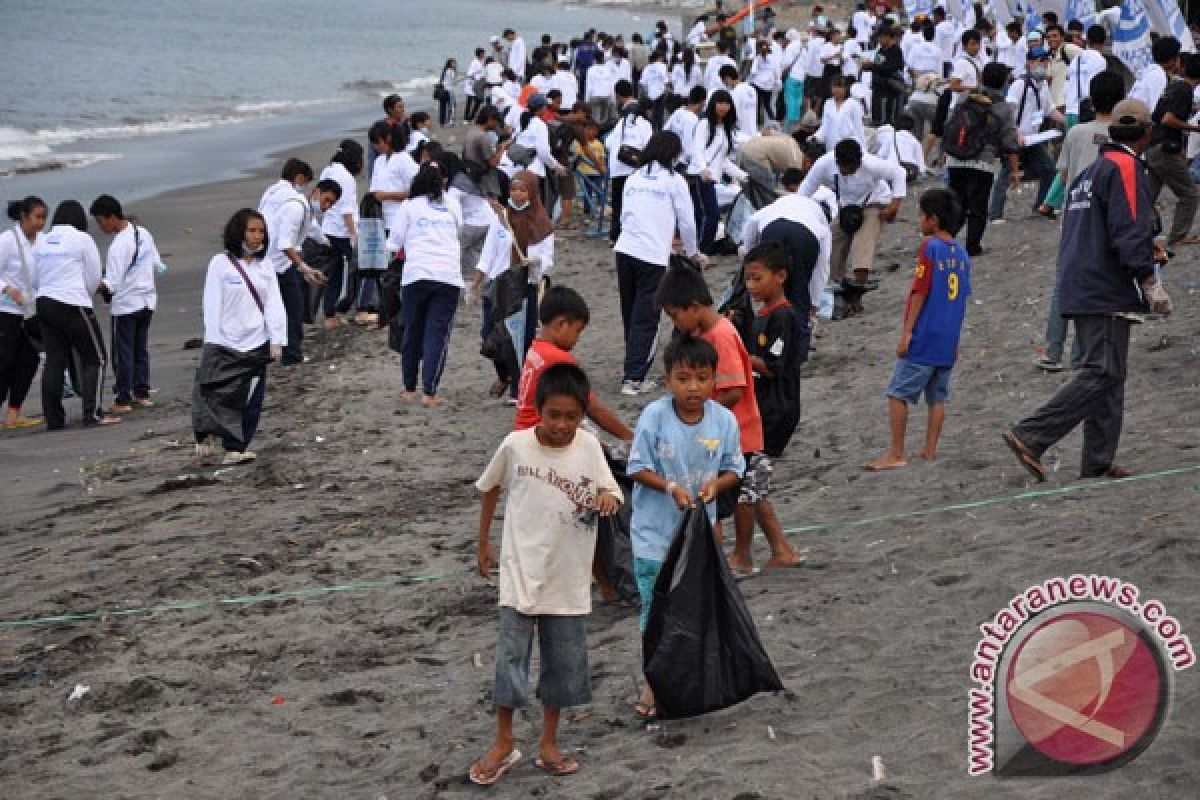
[0,226,38,317]
[688,119,748,182]
[508,37,526,74]
[730,82,759,138]
[799,152,907,206]
[907,41,943,75]
[512,115,562,178]
[550,69,579,107]
[1129,64,1168,113]
[611,57,633,85]
[872,126,927,175]
[739,193,832,310]
[614,164,698,265]
[1064,48,1107,115]
[640,62,669,100]
[202,253,287,351]
[671,64,703,95]
[386,195,464,288]
[704,54,737,93]
[319,162,358,240]
[783,39,807,81]
[31,224,102,308]
[475,218,555,283]
[586,63,616,100]
[815,97,866,152]
[664,107,700,168]
[1006,77,1053,136]
[102,223,160,316]
[605,111,654,179]
[369,151,419,232]
[748,55,777,91]
[257,180,311,274]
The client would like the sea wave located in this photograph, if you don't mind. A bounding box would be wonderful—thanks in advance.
[0,152,123,179]
[342,75,439,96]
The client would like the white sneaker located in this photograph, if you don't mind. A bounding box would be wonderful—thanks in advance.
[222,450,257,465]
[637,379,658,394]
[620,380,640,396]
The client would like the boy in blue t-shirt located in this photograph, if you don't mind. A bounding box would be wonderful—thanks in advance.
[866,188,971,471]
[626,336,744,719]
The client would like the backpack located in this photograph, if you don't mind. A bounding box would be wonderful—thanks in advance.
[942,96,995,161]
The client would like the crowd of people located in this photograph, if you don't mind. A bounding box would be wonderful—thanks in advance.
[0,1,1186,786]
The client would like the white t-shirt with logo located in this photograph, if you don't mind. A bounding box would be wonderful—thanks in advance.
[476,427,623,616]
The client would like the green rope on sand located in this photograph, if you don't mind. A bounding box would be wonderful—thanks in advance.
[0,575,444,629]
[781,464,1200,535]
[6,465,1199,630]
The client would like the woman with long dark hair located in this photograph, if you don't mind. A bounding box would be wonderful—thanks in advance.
[670,48,703,105]
[31,200,116,429]
[0,195,46,428]
[318,139,363,329]
[388,162,464,406]
[687,89,747,255]
[472,169,554,401]
[192,209,286,465]
[437,58,458,127]
[613,132,703,396]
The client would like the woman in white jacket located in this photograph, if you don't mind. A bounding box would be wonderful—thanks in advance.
[0,195,46,429]
[192,208,286,465]
[388,163,464,406]
[614,131,704,395]
[688,89,747,255]
[31,200,114,429]
[815,76,866,154]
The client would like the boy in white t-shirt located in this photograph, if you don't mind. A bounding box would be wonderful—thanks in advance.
[470,362,623,786]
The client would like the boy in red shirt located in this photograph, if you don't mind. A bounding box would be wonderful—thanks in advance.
[513,286,632,441]
[657,266,801,575]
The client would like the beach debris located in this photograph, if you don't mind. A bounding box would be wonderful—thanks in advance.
[315,435,325,443]
[182,338,203,350]
[292,483,305,491]
[472,652,484,669]
[1149,335,1171,352]
[237,557,264,570]
[767,725,776,740]
[149,473,220,494]
[67,684,90,702]
[270,695,285,705]
[872,755,886,783]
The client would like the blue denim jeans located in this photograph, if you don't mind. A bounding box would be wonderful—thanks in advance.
[989,143,1056,221]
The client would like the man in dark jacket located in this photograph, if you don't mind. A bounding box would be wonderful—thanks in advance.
[1003,99,1172,481]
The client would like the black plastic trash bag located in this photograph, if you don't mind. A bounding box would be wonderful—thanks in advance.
[643,507,784,720]
[596,453,638,603]
[191,343,271,448]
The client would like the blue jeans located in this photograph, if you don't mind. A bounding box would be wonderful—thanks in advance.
[400,279,460,396]
[110,308,152,404]
[989,143,1056,221]
[276,265,306,365]
[493,607,590,709]
[633,557,663,632]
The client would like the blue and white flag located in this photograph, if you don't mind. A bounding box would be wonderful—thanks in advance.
[906,0,936,18]
[1141,0,1196,52]
[1112,0,1155,74]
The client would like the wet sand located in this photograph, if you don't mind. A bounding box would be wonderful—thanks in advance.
[2,122,1200,799]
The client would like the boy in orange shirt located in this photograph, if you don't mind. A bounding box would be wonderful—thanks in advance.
[656,266,801,574]
[513,286,632,440]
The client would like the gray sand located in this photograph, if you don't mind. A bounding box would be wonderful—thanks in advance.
[1,125,1199,799]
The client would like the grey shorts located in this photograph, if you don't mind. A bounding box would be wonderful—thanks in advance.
[494,606,591,709]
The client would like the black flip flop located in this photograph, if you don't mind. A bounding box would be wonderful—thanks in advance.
[1002,431,1046,482]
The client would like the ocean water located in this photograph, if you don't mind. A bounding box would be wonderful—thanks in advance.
[0,0,675,196]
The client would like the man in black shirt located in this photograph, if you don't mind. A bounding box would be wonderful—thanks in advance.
[1146,53,1200,245]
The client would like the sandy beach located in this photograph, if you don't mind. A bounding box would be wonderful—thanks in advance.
[2,112,1200,800]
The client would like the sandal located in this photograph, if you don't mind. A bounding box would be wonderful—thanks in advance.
[534,756,581,777]
[1002,431,1046,482]
[468,748,522,787]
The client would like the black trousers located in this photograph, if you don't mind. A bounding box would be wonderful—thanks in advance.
[1013,315,1130,477]
[608,176,628,243]
[277,266,306,365]
[111,307,152,404]
[947,166,995,255]
[755,86,775,125]
[36,296,107,428]
[871,87,903,126]
[615,252,665,383]
[0,312,39,411]
[321,236,354,318]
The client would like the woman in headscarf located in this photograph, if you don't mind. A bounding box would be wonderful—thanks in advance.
[470,170,554,402]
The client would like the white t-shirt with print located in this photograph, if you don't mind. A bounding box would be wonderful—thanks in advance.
[476,427,623,616]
